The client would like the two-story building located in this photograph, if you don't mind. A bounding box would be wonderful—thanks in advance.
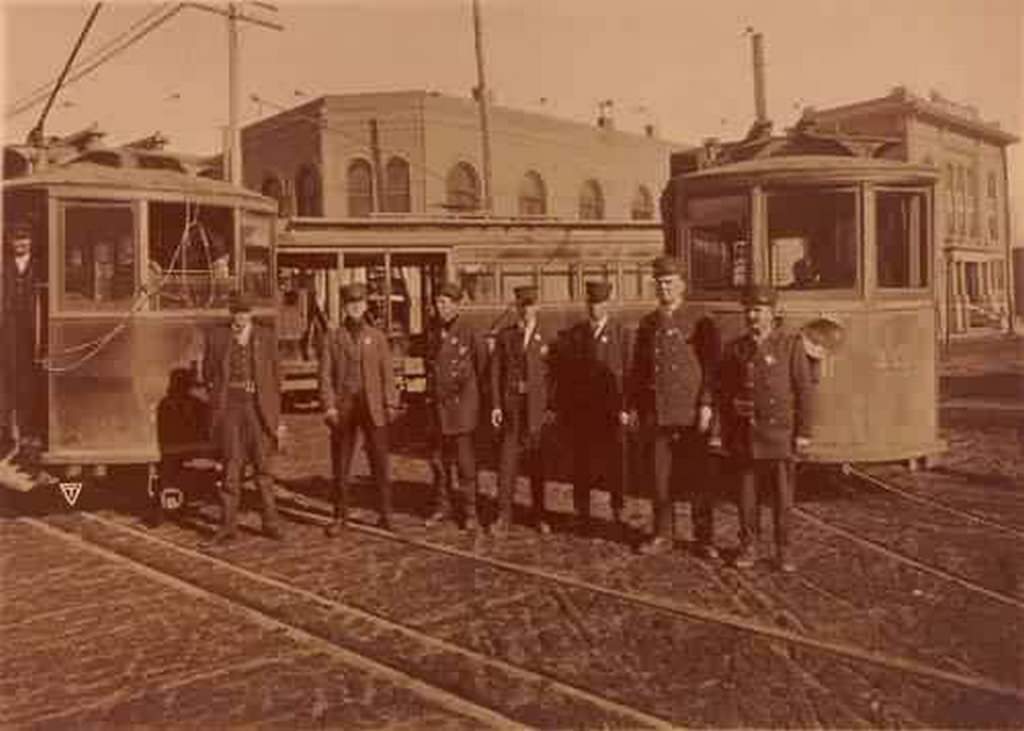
[808,87,1018,338]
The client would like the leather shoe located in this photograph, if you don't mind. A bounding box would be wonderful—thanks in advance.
[776,548,796,573]
[734,544,757,569]
[694,543,721,560]
[264,525,286,541]
[490,518,510,540]
[536,520,551,536]
[638,535,672,556]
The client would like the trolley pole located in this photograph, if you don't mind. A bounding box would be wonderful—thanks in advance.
[472,0,495,216]
[751,31,768,124]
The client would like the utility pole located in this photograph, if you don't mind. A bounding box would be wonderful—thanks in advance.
[181,2,282,184]
[228,3,242,185]
[472,0,494,215]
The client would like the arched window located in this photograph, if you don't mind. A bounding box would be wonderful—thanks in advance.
[578,179,604,220]
[446,162,480,212]
[261,175,288,217]
[631,185,654,220]
[383,157,411,213]
[295,164,322,217]
[518,170,547,216]
[347,159,374,217]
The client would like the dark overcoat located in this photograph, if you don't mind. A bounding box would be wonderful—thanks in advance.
[562,317,632,425]
[425,315,486,435]
[1,255,42,426]
[203,322,280,441]
[629,307,719,428]
[319,323,397,428]
[718,328,814,460]
[490,321,554,436]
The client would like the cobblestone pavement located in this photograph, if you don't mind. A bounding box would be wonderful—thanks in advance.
[0,337,1020,728]
[0,519,502,730]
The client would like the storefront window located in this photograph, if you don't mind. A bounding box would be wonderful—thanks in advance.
[767,189,857,290]
[62,203,136,311]
[686,194,748,290]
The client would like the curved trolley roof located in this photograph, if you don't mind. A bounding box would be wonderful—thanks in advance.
[4,154,273,210]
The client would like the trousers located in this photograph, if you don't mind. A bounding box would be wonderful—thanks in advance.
[736,458,793,548]
[497,395,546,522]
[650,425,715,543]
[330,393,391,521]
[220,390,279,530]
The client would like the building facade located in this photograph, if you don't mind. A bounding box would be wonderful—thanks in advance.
[809,87,1018,338]
[241,91,684,223]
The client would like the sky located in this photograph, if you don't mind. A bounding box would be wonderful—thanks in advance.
[2,0,1022,235]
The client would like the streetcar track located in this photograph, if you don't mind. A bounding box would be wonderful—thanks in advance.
[42,512,680,730]
[846,465,1024,539]
[88,503,1023,703]
[21,516,527,731]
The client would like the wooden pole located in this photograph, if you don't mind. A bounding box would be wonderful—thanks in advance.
[472,0,494,215]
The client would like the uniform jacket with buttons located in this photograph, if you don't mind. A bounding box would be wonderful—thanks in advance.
[204,322,280,440]
[718,328,814,460]
[319,321,397,428]
[491,320,555,435]
[629,306,719,428]
[425,315,487,435]
[562,316,632,426]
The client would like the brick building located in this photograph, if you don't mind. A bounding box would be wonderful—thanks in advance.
[808,87,1018,338]
[240,90,685,222]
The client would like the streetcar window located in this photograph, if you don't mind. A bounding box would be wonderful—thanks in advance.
[147,203,235,310]
[767,190,857,290]
[877,190,928,289]
[62,204,136,311]
[541,265,576,302]
[457,263,497,303]
[500,267,537,302]
[686,194,748,290]
[242,211,273,303]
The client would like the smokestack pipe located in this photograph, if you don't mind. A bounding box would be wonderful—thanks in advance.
[752,32,767,123]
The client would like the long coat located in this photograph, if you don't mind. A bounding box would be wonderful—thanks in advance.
[719,328,814,460]
[1,255,43,428]
[319,322,397,428]
[561,317,632,426]
[629,306,719,428]
[425,315,486,435]
[490,321,555,436]
[203,322,280,440]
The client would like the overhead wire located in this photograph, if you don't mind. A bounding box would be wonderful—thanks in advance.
[6,3,185,120]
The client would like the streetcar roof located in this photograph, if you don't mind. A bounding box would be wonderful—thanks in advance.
[673,154,939,187]
[3,160,273,208]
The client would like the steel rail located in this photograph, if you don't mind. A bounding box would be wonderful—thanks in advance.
[845,464,1024,540]
[152,495,1024,704]
[64,512,682,730]
[22,516,523,730]
[792,506,1024,611]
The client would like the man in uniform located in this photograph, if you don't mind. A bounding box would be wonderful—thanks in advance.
[424,281,486,532]
[562,280,631,536]
[2,221,44,459]
[628,256,720,556]
[490,285,555,537]
[203,291,285,543]
[320,282,398,535]
[719,284,814,572]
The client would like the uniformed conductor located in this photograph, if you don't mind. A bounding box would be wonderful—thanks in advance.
[424,281,486,532]
[320,282,399,534]
[563,280,632,535]
[203,291,285,543]
[490,285,556,537]
[629,256,720,556]
[719,284,814,572]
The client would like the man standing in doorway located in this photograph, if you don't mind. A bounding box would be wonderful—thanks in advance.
[628,256,720,556]
[490,285,555,537]
[563,280,632,537]
[2,221,44,460]
[203,291,285,544]
[320,282,398,535]
[424,281,486,532]
[719,284,814,572]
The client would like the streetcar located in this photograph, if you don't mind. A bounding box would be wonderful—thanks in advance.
[661,119,944,466]
[2,148,279,493]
